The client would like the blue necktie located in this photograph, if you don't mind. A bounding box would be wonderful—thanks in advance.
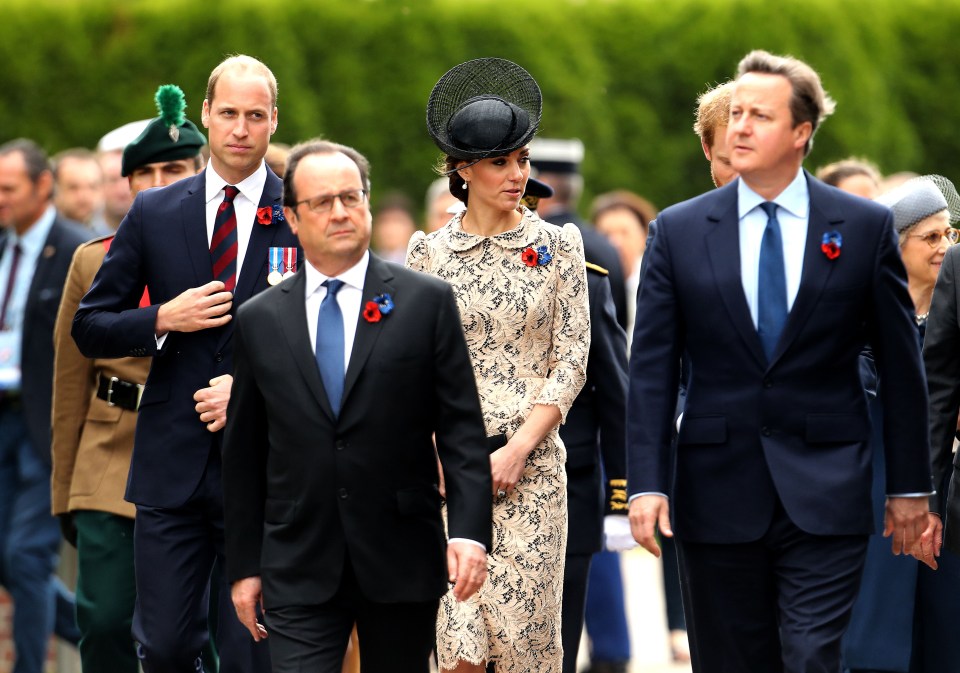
[757,202,787,362]
[316,279,345,415]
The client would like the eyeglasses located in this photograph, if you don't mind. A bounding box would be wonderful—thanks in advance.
[907,228,960,248]
[295,189,368,213]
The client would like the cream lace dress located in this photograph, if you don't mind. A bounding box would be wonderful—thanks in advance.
[406,206,590,672]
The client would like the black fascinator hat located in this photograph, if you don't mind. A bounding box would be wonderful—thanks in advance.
[426,58,542,161]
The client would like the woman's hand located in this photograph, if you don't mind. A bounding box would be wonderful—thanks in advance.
[490,438,532,497]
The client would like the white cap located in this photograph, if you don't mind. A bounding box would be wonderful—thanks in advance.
[96,120,152,153]
[529,138,585,172]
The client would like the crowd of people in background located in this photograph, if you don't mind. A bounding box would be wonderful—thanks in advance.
[0,47,957,673]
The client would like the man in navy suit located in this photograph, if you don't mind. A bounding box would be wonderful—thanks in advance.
[0,138,89,673]
[73,55,298,673]
[627,50,933,672]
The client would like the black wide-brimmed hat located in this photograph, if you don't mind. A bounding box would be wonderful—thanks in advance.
[426,57,542,161]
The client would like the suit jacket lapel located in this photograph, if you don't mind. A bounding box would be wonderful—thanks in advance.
[278,270,336,420]
[769,173,843,365]
[181,173,213,287]
[234,169,284,303]
[704,184,767,368]
[341,254,395,410]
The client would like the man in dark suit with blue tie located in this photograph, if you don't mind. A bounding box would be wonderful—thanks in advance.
[627,50,934,672]
[72,55,298,673]
[222,140,491,673]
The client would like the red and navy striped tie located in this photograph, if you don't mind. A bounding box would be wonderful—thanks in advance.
[211,185,239,291]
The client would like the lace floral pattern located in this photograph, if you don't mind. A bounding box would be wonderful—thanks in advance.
[406,207,590,672]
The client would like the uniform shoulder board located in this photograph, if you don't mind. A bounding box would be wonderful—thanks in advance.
[585,261,609,276]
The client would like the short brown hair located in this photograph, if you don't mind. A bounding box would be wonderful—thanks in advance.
[736,50,835,156]
[815,157,881,189]
[590,190,657,230]
[206,54,278,109]
[283,139,371,207]
[694,81,735,149]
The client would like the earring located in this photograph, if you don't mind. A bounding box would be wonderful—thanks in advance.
[462,182,468,190]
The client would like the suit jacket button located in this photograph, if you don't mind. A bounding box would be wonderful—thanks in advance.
[338,488,348,499]
[215,352,223,362]
[335,440,346,451]
[761,426,772,437]
[763,378,773,388]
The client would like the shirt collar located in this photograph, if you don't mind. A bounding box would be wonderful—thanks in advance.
[444,205,538,251]
[8,205,56,256]
[204,161,267,205]
[304,250,370,297]
[737,168,809,220]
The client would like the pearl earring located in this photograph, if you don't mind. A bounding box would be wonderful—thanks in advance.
[462,182,468,190]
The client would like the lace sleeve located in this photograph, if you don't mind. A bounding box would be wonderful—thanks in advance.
[405,230,430,274]
[534,223,590,422]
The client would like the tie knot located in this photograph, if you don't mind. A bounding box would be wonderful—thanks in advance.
[223,185,240,202]
[323,279,344,297]
[760,201,778,219]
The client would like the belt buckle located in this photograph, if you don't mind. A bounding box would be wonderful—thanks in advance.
[106,376,119,407]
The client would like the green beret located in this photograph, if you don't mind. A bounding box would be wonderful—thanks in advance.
[121,84,206,176]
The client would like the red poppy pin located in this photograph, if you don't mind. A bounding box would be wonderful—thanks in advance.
[521,245,553,267]
[821,231,842,260]
[363,293,394,323]
[257,205,285,226]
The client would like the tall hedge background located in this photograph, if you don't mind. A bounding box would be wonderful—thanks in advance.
[2,0,955,216]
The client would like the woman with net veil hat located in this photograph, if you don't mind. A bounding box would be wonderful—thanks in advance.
[841,175,960,673]
[406,58,590,672]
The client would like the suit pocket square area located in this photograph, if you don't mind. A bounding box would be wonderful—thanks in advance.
[677,415,727,445]
[486,434,508,454]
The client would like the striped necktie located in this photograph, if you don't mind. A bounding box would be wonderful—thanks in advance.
[211,185,239,291]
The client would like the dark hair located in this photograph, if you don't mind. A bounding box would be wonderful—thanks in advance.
[440,155,469,205]
[736,50,836,156]
[283,139,371,207]
[0,138,51,184]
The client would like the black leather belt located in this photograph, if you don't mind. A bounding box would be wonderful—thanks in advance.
[96,374,143,411]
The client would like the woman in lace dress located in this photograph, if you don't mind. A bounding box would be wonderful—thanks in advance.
[407,58,590,673]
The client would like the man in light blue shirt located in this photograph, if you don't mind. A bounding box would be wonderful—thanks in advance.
[0,138,90,673]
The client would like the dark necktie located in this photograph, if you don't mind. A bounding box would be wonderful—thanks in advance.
[210,185,239,292]
[757,201,787,361]
[0,243,22,330]
[316,279,345,416]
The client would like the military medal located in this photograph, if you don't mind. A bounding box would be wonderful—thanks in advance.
[267,247,283,286]
[282,247,297,279]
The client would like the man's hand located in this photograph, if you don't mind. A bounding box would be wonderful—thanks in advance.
[156,281,233,336]
[911,513,944,570]
[883,495,930,559]
[231,576,268,642]
[194,374,233,432]
[629,494,671,558]
[447,541,487,602]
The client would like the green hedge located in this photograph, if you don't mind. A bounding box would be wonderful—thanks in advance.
[2,0,955,217]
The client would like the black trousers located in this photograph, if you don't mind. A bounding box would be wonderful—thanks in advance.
[561,553,593,673]
[678,501,868,673]
[265,558,439,673]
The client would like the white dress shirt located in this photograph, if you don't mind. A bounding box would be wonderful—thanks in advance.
[303,251,369,369]
[205,161,268,275]
[737,168,809,326]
